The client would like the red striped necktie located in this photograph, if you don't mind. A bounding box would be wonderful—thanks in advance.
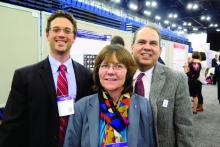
[57,64,68,146]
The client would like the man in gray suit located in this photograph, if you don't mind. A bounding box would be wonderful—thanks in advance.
[132,25,194,147]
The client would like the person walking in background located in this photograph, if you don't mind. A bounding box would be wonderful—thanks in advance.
[213,55,220,104]
[131,24,194,147]
[0,10,94,147]
[64,45,155,147]
[184,54,204,112]
[110,35,125,46]
[187,51,202,114]
[211,54,218,67]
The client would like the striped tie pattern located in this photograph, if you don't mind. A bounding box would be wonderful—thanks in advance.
[135,73,145,97]
[57,64,68,146]
[57,64,68,96]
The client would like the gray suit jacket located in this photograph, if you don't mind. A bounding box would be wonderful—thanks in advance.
[64,93,155,147]
[150,63,194,147]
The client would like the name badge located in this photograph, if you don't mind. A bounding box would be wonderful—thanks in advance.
[57,95,74,116]
[162,99,169,107]
[106,142,128,147]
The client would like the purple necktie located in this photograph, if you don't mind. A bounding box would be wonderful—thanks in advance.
[57,64,68,146]
[135,73,145,97]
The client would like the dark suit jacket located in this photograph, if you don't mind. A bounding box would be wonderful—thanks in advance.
[0,58,94,147]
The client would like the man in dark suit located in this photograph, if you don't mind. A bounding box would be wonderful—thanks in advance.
[132,25,194,147]
[0,10,94,147]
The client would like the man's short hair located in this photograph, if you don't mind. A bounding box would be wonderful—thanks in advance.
[132,24,161,45]
[46,10,77,37]
[110,36,125,46]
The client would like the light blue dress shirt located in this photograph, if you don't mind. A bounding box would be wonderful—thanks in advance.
[48,54,77,100]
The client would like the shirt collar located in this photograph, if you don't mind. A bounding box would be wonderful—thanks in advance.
[134,66,154,80]
[48,54,73,73]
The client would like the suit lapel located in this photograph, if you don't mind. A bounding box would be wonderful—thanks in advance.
[72,60,86,101]
[38,58,58,120]
[128,94,140,147]
[149,63,166,138]
[37,58,60,140]
[38,58,57,101]
[72,60,82,101]
[88,94,99,147]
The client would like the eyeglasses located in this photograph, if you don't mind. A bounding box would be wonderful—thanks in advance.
[50,27,73,35]
[99,63,126,72]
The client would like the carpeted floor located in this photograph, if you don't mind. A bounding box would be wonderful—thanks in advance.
[193,84,220,147]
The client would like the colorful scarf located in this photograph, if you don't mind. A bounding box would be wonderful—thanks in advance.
[99,91,130,146]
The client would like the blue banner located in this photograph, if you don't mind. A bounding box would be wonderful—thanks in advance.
[77,29,111,41]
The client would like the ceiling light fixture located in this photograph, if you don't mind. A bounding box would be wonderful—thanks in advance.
[210,24,219,28]
[151,1,157,7]
[201,15,211,21]
[145,1,157,8]
[178,26,182,30]
[171,24,176,28]
[187,3,199,10]
[145,1,151,7]
[168,13,178,19]
[200,16,205,20]
[164,20,169,24]
[192,4,199,10]
[129,2,138,11]
[193,27,198,31]
[143,10,151,16]
[110,0,121,3]
[155,15,161,20]
[206,16,211,21]
[187,22,192,26]
[187,3,193,9]
[183,22,187,26]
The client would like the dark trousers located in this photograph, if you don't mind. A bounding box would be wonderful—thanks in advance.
[218,81,220,103]
[198,81,203,105]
